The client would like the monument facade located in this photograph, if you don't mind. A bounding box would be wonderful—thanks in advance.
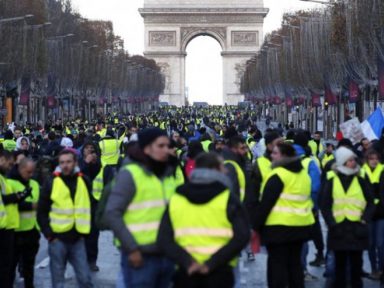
[140,0,268,106]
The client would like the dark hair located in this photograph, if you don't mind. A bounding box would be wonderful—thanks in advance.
[275,142,296,158]
[48,131,56,141]
[195,152,222,170]
[58,149,77,161]
[337,138,353,149]
[264,130,280,145]
[365,148,381,161]
[227,135,245,149]
[187,141,204,159]
[0,150,14,160]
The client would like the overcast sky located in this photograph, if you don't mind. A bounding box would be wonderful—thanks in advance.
[71,0,323,104]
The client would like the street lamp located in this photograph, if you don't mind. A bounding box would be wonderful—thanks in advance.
[0,14,34,23]
[299,0,335,5]
[46,33,75,41]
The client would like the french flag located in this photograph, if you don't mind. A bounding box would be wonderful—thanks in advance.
[361,107,384,140]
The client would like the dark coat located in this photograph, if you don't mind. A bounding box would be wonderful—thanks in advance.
[320,170,375,251]
[253,157,314,245]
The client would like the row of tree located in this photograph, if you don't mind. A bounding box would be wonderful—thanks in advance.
[241,0,384,113]
[0,0,164,115]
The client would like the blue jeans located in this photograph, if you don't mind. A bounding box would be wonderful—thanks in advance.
[48,238,93,288]
[121,253,174,288]
[369,219,384,272]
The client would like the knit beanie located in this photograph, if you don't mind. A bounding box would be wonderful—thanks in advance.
[138,128,168,149]
[335,147,356,166]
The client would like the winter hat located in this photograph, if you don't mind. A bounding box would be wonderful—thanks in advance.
[60,137,74,148]
[138,128,168,149]
[335,147,356,166]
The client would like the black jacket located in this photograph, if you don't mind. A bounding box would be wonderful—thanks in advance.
[320,170,375,251]
[158,169,250,272]
[366,170,384,220]
[37,172,92,243]
[253,158,314,245]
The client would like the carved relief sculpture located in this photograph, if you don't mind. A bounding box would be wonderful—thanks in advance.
[149,31,177,46]
[232,31,259,46]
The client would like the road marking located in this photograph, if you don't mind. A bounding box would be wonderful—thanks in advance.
[35,257,50,269]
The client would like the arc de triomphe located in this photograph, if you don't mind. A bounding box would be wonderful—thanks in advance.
[139,0,268,106]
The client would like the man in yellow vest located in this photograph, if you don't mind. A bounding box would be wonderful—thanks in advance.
[8,158,40,288]
[37,149,93,288]
[99,128,121,166]
[0,150,31,288]
[105,128,176,288]
[308,131,324,159]
[254,142,315,288]
[158,152,250,287]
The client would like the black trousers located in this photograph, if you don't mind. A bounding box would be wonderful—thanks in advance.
[312,213,325,257]
[266,241,305,288]
[85,201,100,264]
[173,265,234,288]
[0,229,15,288]
[11,228,40,288]
[333,250,363,288]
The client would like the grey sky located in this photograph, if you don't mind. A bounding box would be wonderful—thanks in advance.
[71,0,322,104]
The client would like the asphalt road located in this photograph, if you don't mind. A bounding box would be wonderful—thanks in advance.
[14,231,379,288]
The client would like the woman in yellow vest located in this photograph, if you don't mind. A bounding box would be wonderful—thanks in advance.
[158,152,250,288]
[362,149,384,280]
[320,147,375,288]
[105,128,176,288]
[253,142,315,288]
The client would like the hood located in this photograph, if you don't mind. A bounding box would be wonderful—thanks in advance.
[80,140,100,157]
[16,136,30,150]
[178,168,232,204]
[272,156,303,173]
[293,144,306,157]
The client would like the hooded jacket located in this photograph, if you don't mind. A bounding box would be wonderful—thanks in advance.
[158,169,250,272]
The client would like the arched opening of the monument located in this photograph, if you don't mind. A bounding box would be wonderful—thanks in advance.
[185,35,223,105]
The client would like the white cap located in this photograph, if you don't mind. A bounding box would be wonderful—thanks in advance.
[60,137,73,148]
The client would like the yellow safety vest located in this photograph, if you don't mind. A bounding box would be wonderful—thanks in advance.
[0,174,19,229]
[0,175,8,229]
[3,139,16,151]
[169,189,236,266]
[7,179,40,232]
[201,140,212,153]
[122,164,172,246]
[322,153,334,168]
[49,175,91,234]
[362,163,384,204]
[256,156,272,197]
[225,160,245,201]
[92,166,105,201]
[330,173,366,223]
[100,138,120,165]
[265,167,315,226]
[97,128,107,138]
[309,140,324,157]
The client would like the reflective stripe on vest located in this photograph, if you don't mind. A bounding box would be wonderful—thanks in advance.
[169,189,237,267]
[49,176,91,234]
[7,179,40,232]
[1,174,19,229]
[122,164,168,246]
[265,167,315,226]
[224,160,245,202]
[331,174,366,223]
[100,139,120,165]
[257,156,272,198]
[92,167,105,201]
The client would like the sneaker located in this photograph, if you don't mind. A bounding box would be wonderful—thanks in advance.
[89,263,100,272]
[309,255,325,267]
[247,252,255,262]
[304,271,318,281]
